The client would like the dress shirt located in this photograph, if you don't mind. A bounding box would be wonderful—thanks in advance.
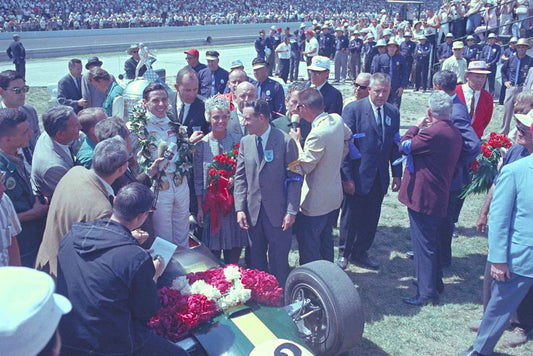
[276,43,291,59]
[96,174,115,198]
[461,84,481,117]
[257,124,272,151]
[369,100,385,132]
[56,141,74,164]
[176,98,191,124]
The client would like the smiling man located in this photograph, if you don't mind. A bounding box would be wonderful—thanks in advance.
[58,58,88,113]
[455,61,493,138]
[305,56,343,115]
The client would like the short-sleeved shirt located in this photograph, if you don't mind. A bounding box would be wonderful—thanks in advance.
[0,195,22,266]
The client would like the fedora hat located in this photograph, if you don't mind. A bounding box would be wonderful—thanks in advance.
[466,61,491,74]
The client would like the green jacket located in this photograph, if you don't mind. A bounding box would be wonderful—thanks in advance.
[103,81,124,116]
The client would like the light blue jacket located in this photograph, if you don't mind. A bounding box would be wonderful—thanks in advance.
[488,153,533,278]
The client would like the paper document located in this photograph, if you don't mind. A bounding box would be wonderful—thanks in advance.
[150,237,177,266]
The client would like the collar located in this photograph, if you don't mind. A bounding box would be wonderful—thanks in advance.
[85,136,97,149]
[95,172,115,197]
[312,112,329,128]
[0,101,20,110]
[369,98,383,113]
[258,123,272,143]
[311,81,327,91]
[70,74,79,82]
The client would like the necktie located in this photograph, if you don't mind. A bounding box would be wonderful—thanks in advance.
[257,83,262,98]
[257,136,264,162]
[486,47,490,62]
[515,58,521,85]
[179,104,185,124]
[377,107,383,141]
[389,56,393,78]
[211,72,216,96]
[469,91,476,118]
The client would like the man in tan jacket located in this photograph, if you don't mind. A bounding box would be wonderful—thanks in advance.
[289,88,351,265]
[35,137,129,278]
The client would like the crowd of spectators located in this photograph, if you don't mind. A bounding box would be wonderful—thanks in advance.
[0,0,441,32]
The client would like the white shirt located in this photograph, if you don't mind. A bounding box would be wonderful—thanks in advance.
[56,141,73,163]
[276,42,291,59]
[145,112,178,176]
[369,99,385,131]
[176,98,191,124]
[0,195,22,267]
[462,83,481,117]
[305,37,319,57]
[236,111,246,135]
[96,173,115,198]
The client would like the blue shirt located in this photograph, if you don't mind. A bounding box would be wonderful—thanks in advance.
[198,66,229,98]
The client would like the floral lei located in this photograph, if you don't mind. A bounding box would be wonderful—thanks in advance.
[130,103,195,179]
[148,265,283,342]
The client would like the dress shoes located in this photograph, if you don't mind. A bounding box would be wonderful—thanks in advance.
[336,256,348,269]
[412,279,445,294]
[351,255,379,270]
[402,295,439,306]
[506,326,529,347]
[405,250,414,260]
[458,346,487,356]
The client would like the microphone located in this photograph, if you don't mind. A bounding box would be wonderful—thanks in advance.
[290,114,300,131]
[157,141,168,158]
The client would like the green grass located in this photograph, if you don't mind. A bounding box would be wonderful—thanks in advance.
[26,86,532,355]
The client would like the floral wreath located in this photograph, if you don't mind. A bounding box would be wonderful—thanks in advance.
[129,103,195,179]
[148,265,283,342]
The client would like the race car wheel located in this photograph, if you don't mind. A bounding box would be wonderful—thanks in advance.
[284,260,364,356]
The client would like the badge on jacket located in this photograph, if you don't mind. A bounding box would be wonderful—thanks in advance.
[264,150,274,162]
[385,116,392,126]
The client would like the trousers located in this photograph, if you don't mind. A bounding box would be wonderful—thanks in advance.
[152,177,190,248]
[334,51,348,81]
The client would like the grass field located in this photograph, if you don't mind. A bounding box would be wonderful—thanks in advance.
[26,84,532,356]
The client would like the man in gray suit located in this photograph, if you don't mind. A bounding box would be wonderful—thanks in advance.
[0,70,40,157]
[234,99,301,285]
[31,106,81,198]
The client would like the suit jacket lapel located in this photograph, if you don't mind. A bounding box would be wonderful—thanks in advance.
[365,98,380,137]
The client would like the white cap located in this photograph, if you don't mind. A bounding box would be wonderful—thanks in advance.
[307,56,331,71]
[0,267,72,356]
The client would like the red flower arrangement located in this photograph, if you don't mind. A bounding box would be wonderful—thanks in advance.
[461,132,512,198]
[148,265,283,342]
[202,144,240,234]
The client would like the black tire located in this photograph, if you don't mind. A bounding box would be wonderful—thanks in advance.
[284,260,364,356]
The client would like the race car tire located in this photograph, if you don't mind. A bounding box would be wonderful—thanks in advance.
[284,260,364,356]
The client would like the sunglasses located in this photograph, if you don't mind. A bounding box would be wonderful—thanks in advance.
[6,85,29,94]
[354,83,368,90]
[516,124,528,134]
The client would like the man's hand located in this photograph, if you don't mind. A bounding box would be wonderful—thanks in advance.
[504,81,512,89]
[342,180,356,195]
[282,213,296,231]
[153,255,165,282]
[476,213,488,234]
[397,87,404,97]
[197,209,204,227]
[289,127,301,142]
[416,116,430,128]
[31,199,49,218]
[132,229,150,245]
[189,131,205,144]
[237,211,249,230]
[78,98,89,107]
[491,263,511,282]
[147,157,166,178]
[391,177,401,192]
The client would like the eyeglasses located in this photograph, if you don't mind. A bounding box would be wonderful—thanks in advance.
[131,50,139,54]
[6,85,29,94]
[354,83,368,90]
[296,104,304,110]
[516,124,528,134]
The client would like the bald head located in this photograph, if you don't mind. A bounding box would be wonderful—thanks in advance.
[228,69,247,94]
[236,82,257,112]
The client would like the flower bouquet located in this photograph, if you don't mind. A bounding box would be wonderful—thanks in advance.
[148,265,283,342]
[202,144,239,234]
[460,132,512,198]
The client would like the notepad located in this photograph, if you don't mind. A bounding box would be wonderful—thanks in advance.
[150,237,177,266]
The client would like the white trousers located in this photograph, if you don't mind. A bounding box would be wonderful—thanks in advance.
[152,176,190,248]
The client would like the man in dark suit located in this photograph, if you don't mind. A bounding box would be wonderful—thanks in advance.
[124,44,147,80]
[198,51,229,98]
[433,70,481,270]
[173,67,209,137]
[184,48,207,74]
[234,99,301,285]
[338,72,402,270]
[252,58,286,119]
[304,56,343,115]
[480,33,501,96]
[57,58,88,114]
[6,34,25,79]
[399,91,462,306]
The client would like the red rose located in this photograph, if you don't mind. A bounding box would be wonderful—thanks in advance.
[233,149,239,155]
[234,143,240,148]
[218,169,230,177]
[218,155,227,164]
[208,168,217,176]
